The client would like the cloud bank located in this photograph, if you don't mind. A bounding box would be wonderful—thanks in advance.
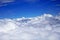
[0,14,60,40]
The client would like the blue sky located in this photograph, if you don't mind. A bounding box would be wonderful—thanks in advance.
[0,0,60,40]
[0,0,60,18]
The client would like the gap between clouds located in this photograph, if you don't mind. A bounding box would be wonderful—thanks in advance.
[0,14,60,40]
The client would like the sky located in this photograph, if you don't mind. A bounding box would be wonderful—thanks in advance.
[0,0,60,40]
[0,0,60,18]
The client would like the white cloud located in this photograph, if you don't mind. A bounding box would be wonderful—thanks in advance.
[0,0,14,7]
[0,14,60,40]
[0,0,14,3]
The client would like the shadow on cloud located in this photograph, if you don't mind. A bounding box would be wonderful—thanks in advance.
[0,14,60,40]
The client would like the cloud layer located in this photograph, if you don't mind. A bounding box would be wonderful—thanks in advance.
[0,14,60,40]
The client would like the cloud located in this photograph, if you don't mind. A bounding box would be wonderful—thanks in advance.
[0,0,40,7]
[0,0,14,3]
[0,0,14,7]
[0,14,60,40]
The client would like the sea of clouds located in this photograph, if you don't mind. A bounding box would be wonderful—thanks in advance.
[0,14,60,40]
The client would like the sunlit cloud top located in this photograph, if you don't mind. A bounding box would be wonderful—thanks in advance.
[0,14,60,40]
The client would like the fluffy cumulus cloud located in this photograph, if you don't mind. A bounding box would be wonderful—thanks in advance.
[0,14,60,40]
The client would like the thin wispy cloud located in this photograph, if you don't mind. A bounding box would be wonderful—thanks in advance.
[0,0,40,7]
[0,0,14,3]
[0,14,60,40]
[0,0,14,7]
